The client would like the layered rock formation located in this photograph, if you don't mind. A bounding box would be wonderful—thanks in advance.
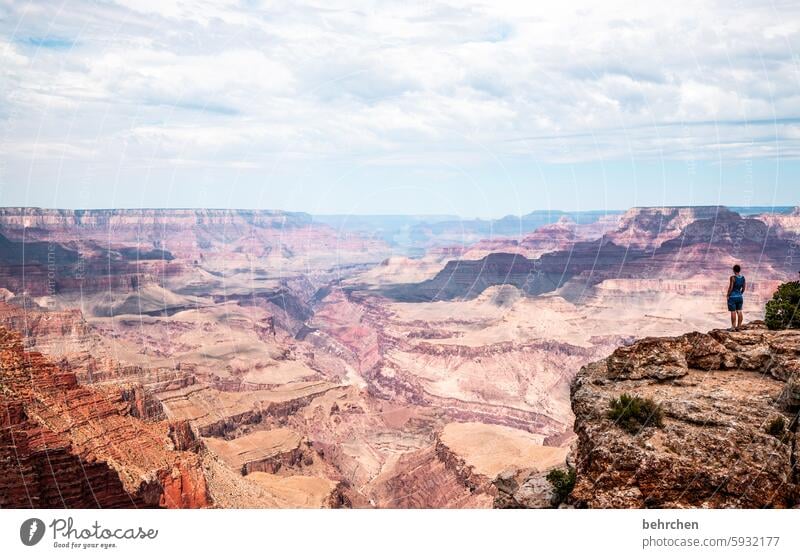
[606,206,732,250]
[405,209,622,247]
[3,205,796,509]
[0,327,210,508]
[758,206,800,238]
[456,216,614,260]
[0,207,389,299]
[367,422,567,508]
[570,322,800,508]
[382,207,796,303]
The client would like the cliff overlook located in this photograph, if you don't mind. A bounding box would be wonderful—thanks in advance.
[570,322,800,508]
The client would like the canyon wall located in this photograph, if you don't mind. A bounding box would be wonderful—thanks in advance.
[2,205,797,508]
[0,326,210,508]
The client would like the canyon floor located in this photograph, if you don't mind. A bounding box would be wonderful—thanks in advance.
[1,206,798,508]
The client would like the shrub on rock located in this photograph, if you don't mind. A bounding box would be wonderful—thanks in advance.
[606,393,664,434]
[765,281,800,330]
[546,467,576,505]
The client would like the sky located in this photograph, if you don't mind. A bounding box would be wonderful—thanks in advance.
[1,0,799,217]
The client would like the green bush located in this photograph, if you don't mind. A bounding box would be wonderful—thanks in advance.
[765,281,800,330]
[546,467,576,505]
[767,416,786,438]
[607,394,664,434]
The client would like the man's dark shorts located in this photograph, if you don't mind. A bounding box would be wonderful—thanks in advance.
[728,296,743,311]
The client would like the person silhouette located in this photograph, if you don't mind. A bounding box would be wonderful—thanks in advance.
[726,264,746,331]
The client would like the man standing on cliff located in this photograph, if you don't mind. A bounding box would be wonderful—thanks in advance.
[727,264,746,331]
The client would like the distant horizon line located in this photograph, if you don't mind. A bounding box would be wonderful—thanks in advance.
[0,204,795,220]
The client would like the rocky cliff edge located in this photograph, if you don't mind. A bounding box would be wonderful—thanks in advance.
[570,322,800,508]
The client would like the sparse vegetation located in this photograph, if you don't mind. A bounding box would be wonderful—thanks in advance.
[546,467,576,505]
[767,416,786,438]
[607,393,664,434]
[765,281,800,330]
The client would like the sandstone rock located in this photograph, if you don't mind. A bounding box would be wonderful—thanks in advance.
[778,375,800,410]
[2,206,797,509]
[493,469,556,508]
[606,337,688,380]
[168,420,201,452]
[607,206,733,250]
[120,384,166,421]
[0,208,389,296]
[246,472,349,508]
[367,444,495,509]
[203,428,306,475]
[757,206,800,238]
[570,323,800,508]
[683,332,732,370]
[0,327,211,508]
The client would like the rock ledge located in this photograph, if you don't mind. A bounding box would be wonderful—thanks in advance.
[570,322,800,508]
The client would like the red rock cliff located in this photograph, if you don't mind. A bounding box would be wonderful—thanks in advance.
[0,327,210,508]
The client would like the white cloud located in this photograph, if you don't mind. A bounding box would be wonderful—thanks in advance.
[2,0,800,176]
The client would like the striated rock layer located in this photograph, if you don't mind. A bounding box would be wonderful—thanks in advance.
[0,327,210,508]
[4,205,796,508]
[570,322,800,508]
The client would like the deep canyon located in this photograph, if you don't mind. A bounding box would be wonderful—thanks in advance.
[1,205,798,508]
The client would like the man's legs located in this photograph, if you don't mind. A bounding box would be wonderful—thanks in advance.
[737,310,744,329]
